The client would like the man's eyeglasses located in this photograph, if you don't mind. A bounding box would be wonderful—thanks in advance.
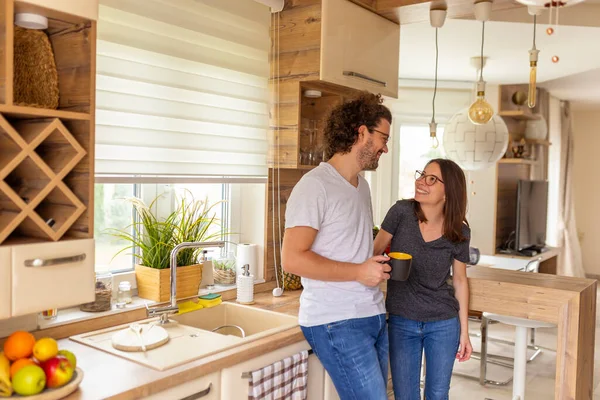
[370,128,389,145]
[415,170,444,186]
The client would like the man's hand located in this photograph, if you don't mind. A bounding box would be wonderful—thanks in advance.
[357,255,391,287]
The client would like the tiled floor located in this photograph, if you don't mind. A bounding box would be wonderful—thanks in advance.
[386,286,600,399]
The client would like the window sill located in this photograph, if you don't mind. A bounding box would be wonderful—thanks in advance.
[38,296,156,330]
[38,279,266,330]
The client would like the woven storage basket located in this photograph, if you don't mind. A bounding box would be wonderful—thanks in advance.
[13,26,59,109]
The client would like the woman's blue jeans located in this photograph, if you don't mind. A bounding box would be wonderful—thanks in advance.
[388,314,460,400]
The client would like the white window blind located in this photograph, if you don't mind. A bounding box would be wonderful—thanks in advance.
[95,0,270,177]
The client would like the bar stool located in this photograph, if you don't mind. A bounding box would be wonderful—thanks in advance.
[480,313,554,400]
[455,257,551,393]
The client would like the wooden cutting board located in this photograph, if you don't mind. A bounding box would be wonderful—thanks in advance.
[111,324,169,352]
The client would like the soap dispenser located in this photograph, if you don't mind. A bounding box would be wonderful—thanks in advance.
[236,264,254,304]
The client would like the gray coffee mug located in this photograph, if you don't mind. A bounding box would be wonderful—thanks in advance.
[387,252,413,281]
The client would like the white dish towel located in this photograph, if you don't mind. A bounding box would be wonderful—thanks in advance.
[248,350,309,400]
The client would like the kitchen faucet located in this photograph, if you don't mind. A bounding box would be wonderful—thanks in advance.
[146,241,225,324]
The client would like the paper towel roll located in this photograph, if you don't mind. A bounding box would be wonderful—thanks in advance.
[236,243,258,280]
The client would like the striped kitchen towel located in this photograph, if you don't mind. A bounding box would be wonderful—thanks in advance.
[248,350,309,400]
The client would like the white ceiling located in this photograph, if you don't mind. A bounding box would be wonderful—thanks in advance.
[398,17,600,108]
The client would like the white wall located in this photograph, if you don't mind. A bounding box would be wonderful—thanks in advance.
[572,109,600,275]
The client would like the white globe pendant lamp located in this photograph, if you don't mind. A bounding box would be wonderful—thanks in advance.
[442,109,509,171]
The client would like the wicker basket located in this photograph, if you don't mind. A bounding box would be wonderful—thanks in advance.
[13,25,60,109]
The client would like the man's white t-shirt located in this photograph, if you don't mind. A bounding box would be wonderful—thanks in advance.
[284,162,386,327]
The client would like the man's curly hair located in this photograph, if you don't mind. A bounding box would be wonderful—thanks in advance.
[323,92,392,160]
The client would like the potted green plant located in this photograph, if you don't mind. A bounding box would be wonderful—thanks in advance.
[109,193,224,302]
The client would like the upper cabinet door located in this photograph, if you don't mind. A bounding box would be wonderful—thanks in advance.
[320,0,400,99]
[0,247,11,320]
[11,239,95,317]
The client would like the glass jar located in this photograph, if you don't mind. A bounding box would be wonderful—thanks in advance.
[213,251,236,285]
[117,281,133,307]
[80,272,112,312]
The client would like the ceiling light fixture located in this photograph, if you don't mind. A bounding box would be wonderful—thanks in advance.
[468,0,494,125]
[527,6,542,108]
[427,6,447,155]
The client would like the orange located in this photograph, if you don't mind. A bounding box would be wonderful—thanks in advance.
[32,338,58,362]
[3,331,36,361]
[9,358,36,379]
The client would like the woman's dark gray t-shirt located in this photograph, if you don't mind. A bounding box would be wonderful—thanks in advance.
[381,199,471,322]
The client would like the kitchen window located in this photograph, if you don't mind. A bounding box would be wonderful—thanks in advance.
[94,179,266,274]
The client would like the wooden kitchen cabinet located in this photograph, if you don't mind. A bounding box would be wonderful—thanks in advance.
[0,0,96,319]
[11,239,95,316]
[220,341,325,399]
[0,246,10,319]
[269,0,399,169]
[321,0,399,98]
[144,371,220,400]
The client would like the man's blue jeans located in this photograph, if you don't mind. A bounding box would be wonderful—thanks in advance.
[301,314,388,400]
[388,314,460,400]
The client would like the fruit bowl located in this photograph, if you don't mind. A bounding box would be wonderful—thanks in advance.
[8,368,83,399]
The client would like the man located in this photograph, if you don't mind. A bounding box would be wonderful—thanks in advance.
[282,92,392,399]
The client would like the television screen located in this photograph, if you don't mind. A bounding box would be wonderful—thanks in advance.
[516,180,549,251]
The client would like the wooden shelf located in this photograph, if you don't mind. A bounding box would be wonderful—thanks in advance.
[0,0,95,245]
[498,110,541,121]
[0,105,91,120]
[499,158,537,165]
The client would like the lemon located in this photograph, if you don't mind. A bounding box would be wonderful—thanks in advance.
[32,338,58,362]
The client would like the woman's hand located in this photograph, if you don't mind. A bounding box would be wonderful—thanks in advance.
[456,333,472,362]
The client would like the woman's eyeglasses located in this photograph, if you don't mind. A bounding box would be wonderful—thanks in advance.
[415,170,444,186]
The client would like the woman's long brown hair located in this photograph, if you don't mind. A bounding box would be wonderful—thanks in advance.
[414,158,469,243]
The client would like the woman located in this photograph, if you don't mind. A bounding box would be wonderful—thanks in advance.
[374,158,472,400]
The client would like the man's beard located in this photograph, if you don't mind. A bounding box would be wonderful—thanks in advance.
[358,139,380,171]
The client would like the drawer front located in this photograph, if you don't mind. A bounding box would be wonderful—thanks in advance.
[145,371,219,400]
[0,246,11,319]
[11,239,95,316]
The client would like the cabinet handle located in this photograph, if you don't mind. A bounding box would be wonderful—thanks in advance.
[178,383,211,400]
[24,254,86,267]
[343,71,387,87]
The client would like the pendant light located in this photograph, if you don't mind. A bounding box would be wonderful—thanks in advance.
[468,0,494,125]
[424,6,447,159]
[527,6,542,108]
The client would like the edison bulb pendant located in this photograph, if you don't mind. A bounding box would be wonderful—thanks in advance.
[546,27,554,35]
[528,48,539,109]
[468,97,494,125]
[552,55,560,63]
[528,64,537,108]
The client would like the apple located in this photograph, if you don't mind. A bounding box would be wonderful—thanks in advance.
[41,355,74,388]
[57,349,77,369]
[12,365,46,396]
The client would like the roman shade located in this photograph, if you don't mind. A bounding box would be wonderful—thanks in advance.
[95,0,270,177]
